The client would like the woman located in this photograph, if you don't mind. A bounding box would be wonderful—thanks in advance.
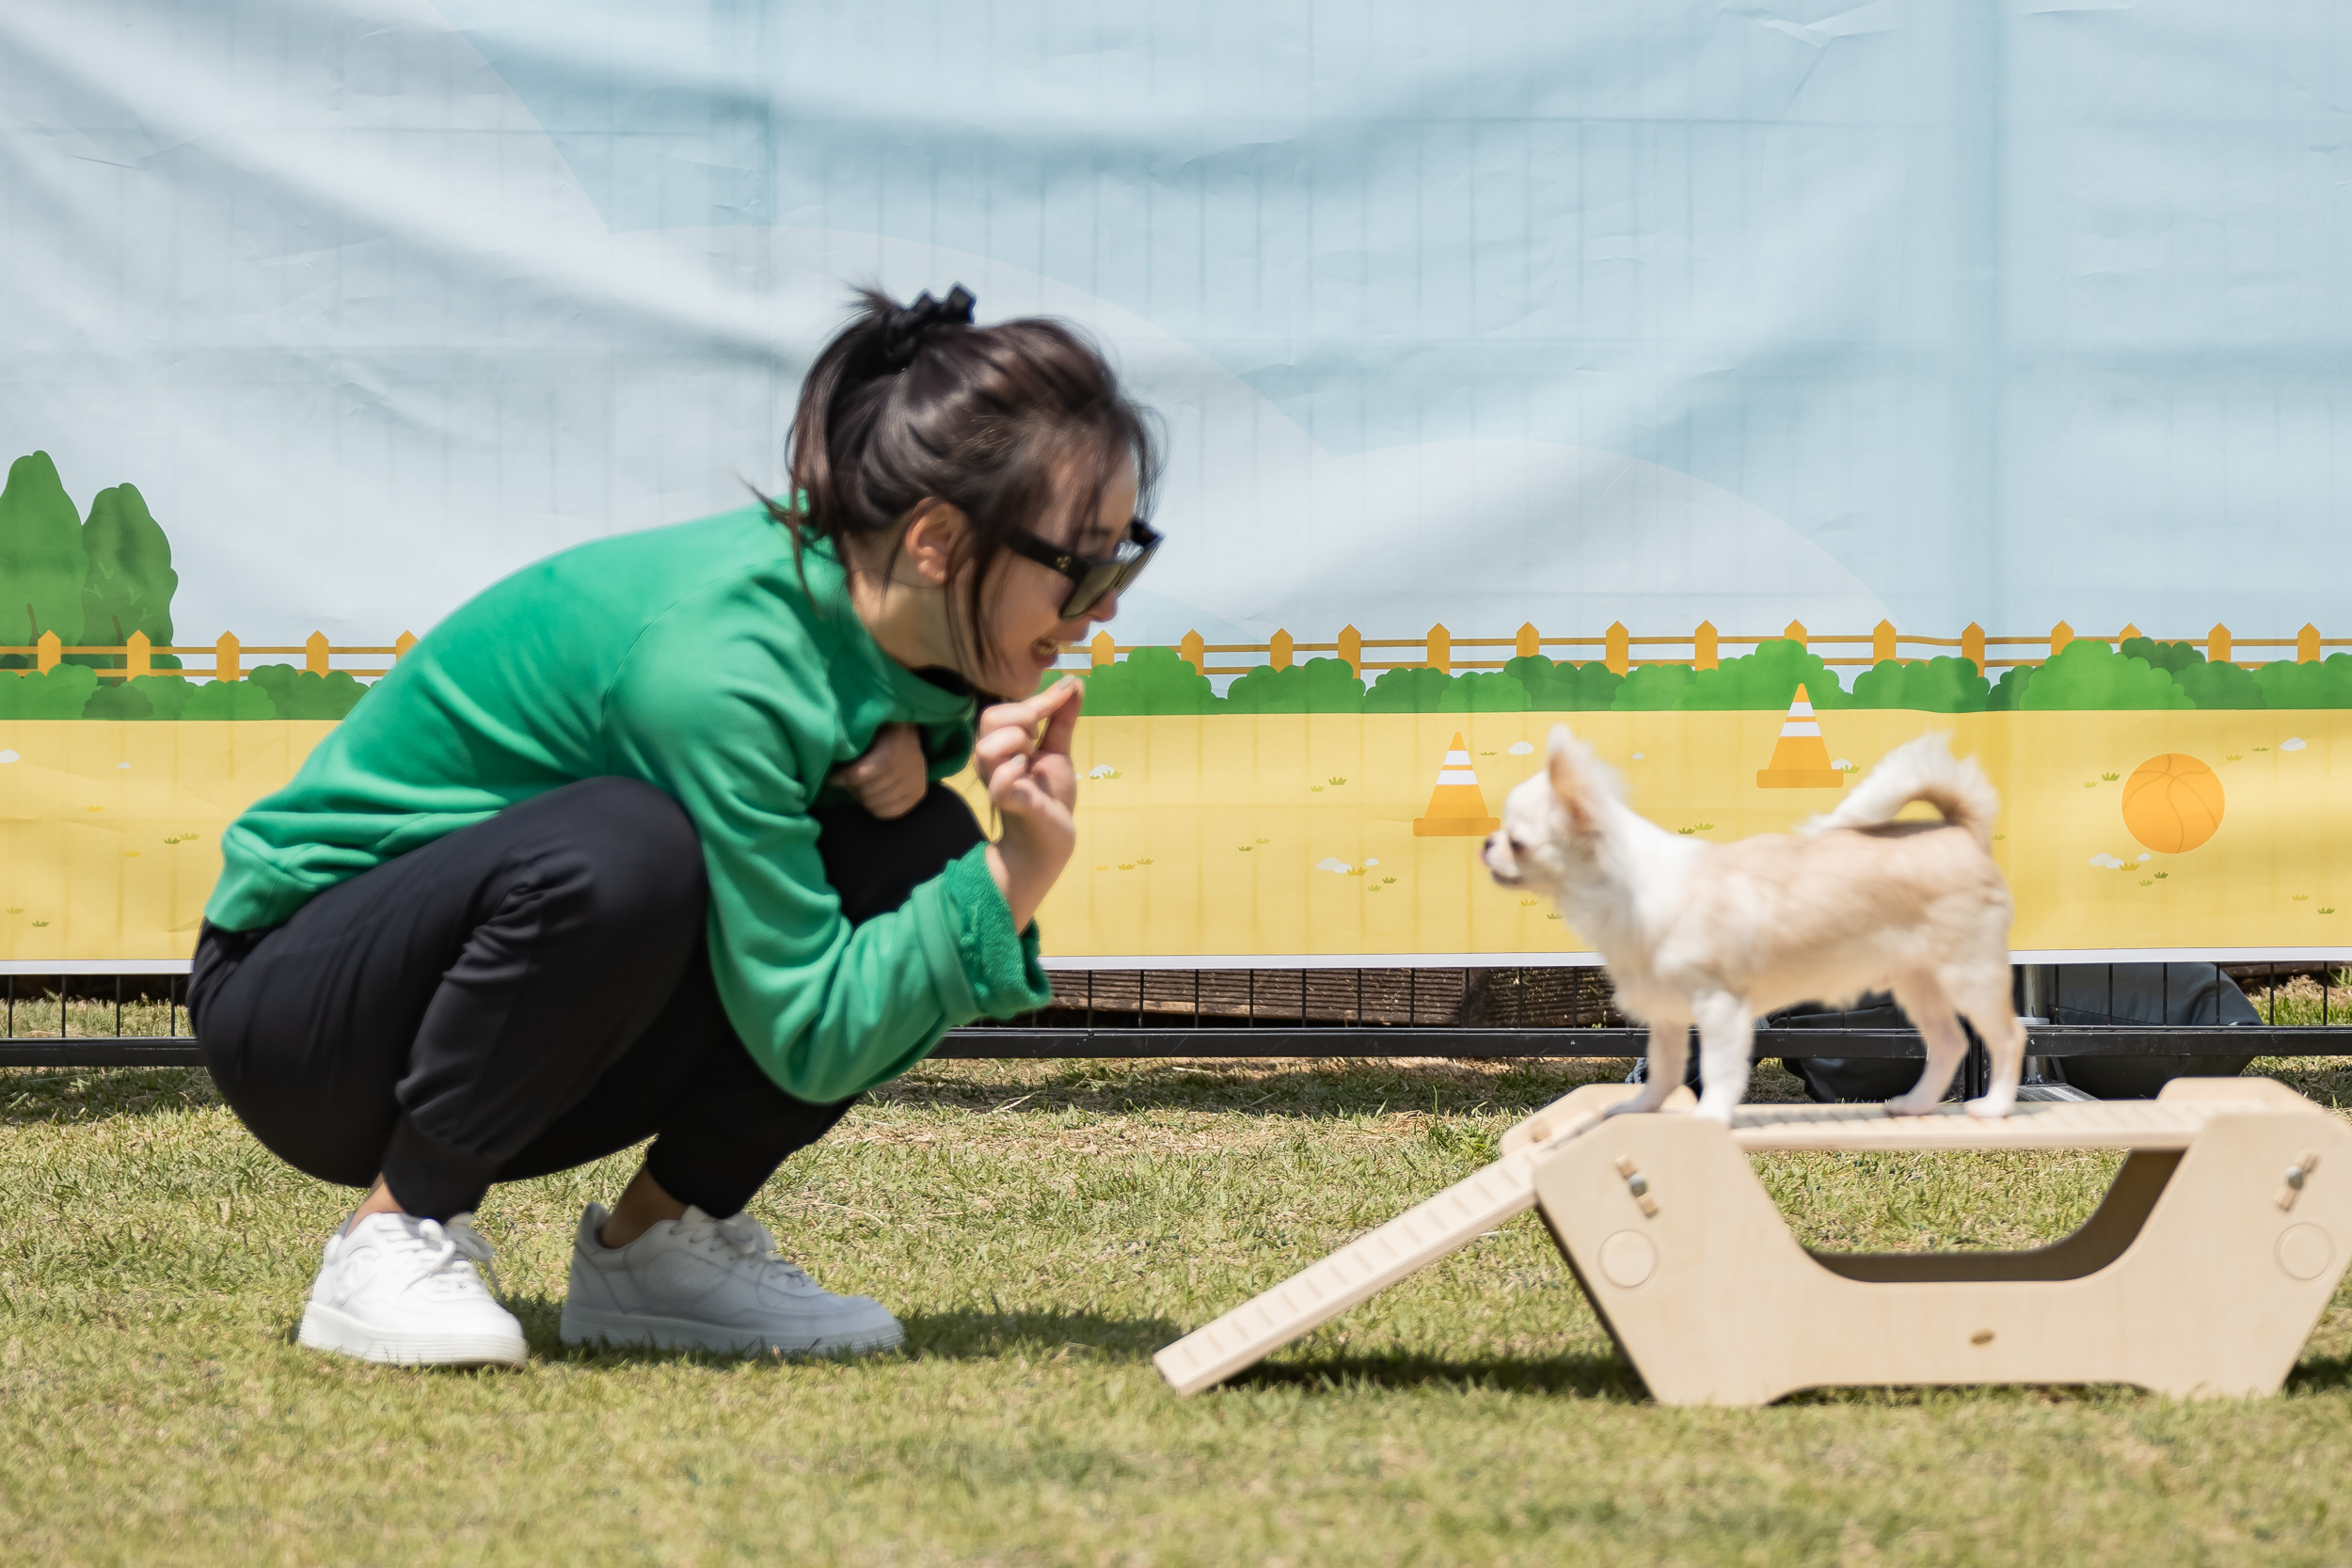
[190,286,1161,1367]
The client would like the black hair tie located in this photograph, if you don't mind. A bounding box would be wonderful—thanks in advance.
[879,285,976,369]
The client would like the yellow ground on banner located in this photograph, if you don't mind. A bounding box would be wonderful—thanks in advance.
[946,709,2352,960]
[0,711,2344,964]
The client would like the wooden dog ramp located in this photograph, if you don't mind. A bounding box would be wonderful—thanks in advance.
[1153,1078,2352,1403]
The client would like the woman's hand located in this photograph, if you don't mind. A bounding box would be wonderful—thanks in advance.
[972,677,1084,928]
[829,722,929,820]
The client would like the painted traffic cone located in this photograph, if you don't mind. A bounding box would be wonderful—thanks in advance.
[1412,731,1502,836]
[1755,683,1847,789]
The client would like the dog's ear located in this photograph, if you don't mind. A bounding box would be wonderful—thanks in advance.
[1547,724,1602,834]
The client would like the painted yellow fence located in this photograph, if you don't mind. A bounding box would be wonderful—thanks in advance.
[1,630,419,681]
[1065,620,2352,680]
[5,619,2345,687]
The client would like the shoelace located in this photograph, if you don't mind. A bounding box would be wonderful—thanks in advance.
[390,1215,504,1298]
[699,1212,813,1285]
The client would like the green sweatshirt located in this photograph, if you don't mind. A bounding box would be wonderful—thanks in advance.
[206,505,1051,1101]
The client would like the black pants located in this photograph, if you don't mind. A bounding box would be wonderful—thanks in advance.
[191,777,983,1221]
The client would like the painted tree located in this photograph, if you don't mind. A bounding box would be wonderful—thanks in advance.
[0,451,88,657]
[79,482,180,661]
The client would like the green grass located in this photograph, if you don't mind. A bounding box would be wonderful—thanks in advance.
[6,1056,2352,1565]
[2246,972,2352,1026]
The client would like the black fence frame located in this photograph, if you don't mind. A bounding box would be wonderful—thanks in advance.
[7,966,2351,1095]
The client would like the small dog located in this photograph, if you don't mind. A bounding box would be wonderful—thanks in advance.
[1484,728,2023,1123]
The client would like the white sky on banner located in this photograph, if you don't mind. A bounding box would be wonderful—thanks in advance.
[5,0,2352,650]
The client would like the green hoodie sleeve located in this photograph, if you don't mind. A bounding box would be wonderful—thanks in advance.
[605,599,1050,1103]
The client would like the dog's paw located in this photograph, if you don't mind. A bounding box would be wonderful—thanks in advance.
[1692,1101,1737,1126]
[1963,1094,2017,1119]
[1883,1093,1938,1117]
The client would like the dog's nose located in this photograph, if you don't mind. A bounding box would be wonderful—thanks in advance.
[1482,832,1517,882]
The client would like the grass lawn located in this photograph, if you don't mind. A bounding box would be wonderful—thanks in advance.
[5,1054,2352,1566]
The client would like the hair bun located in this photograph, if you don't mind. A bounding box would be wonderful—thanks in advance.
[879,285,977,369]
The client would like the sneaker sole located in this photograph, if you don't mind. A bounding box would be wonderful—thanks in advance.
[298,1301,527,1368]
[558,1304,905,1358]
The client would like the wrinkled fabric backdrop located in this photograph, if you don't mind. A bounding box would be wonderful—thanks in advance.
[5,1,2351,967]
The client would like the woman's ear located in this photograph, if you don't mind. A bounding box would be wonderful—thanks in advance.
[899,499,969,587]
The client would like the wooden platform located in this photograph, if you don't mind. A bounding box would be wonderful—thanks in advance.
[1155,1078,2351,1402]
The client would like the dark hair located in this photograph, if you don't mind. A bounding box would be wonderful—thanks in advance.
[766,286,1160,681]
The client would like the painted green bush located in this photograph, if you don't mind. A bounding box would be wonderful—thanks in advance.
[0,663,100,718]
[1053,641,2352,714]
[1364,667,1529,712]
[1989,639,2193,711]
[2171,660,2265,708]
[1609,663,1693,710]
[80,674,190,720]
[1502,655,1622,710]
[1222,657,1365,713]
[2119,636,2201,675]
[1073,645,1216,715]
[179,678,277,720]
[1850,656,1991,712]
[1677,640,1854,710]
[2254,653,2352,707]
[249,665,370,720]
[2115,636,2264,707]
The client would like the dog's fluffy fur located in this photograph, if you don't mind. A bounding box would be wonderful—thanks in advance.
[1483,728,2023,1122]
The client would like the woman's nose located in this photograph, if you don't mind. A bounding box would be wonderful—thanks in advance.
[1084,590,1121,626]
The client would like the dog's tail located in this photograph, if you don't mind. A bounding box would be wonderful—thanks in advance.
[1801,733,1997,847]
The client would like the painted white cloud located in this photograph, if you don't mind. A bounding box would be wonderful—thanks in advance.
[1086,764,1120,778]
[2089,852,2126,869]
[1364,857,1380,866]
[1315,857,1352,874]
[2137,853,2153,863]
[1508,740,1534,755]
[0,750,16,763]
[2282,737,2308,752]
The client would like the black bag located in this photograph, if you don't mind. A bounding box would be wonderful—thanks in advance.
[1768,964,2259,1103]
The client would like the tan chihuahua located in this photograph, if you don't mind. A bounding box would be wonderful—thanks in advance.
[1484,729,2024,1123]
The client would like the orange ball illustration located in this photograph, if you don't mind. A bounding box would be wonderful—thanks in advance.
[2122,753,2224,855]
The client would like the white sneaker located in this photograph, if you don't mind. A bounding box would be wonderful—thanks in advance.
[559,1203,905,1357]
[296,1212,527,1368]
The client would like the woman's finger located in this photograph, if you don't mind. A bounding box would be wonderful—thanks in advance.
[978,677,1080,740]
[970,723,1035,786]
[1037,678,1084,757]
[987,749,1034,808]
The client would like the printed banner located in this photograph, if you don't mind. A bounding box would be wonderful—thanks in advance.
[5,3,2352,967]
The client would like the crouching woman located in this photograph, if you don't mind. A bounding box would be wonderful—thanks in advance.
[189,286,1160,1366]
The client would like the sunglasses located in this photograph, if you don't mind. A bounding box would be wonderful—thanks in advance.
[1003,517,1162,621]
